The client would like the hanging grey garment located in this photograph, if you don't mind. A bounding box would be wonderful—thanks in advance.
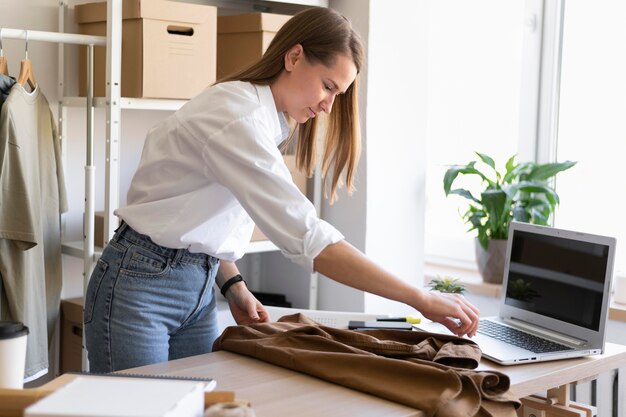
[0,84,68,381]
[0,74,16,111]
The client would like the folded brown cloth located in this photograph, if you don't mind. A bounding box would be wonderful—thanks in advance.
[213,313,520,416]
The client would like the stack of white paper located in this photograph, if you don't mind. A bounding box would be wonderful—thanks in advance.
[25,377,205,417]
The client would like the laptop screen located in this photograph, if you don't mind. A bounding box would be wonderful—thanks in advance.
[504,229,610,331]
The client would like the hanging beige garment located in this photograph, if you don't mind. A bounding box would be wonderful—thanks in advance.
[0,84,68,381]
[213,314,520,417]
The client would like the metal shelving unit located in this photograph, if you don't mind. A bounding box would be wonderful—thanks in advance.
[61,96,187,111]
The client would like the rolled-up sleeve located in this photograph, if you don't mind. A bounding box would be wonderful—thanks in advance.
[192,107,344,271]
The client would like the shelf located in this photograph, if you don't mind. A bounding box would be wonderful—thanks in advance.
[62,97,187,111]
[62,240,103,258]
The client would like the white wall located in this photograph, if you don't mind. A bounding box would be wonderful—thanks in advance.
[363,0,428,315]
[319,0,429,315]
[317,0,370,312]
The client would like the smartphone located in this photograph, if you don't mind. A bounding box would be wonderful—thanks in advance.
[348,320,413,331]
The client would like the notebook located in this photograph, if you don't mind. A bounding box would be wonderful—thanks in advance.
[25,376,206,417]
[418,221,616,365]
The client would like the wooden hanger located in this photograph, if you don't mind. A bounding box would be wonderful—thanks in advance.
[17,59,36,89]
[0,57,8,76]
[0,28,8,76]
[17,31,36,90]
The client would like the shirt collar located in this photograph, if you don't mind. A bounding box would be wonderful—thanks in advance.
[254,83,290,145]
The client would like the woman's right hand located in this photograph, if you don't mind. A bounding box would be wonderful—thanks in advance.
[417,291,480,337]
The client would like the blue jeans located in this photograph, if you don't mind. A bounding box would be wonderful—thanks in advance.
[84,222,220,373]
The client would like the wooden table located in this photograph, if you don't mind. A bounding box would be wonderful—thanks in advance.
[45,342,626,417]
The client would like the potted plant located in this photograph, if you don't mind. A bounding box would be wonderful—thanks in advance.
[427,276,466,294]
[443,152,576,283]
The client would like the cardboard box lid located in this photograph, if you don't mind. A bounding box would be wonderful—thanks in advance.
[75,0,215,25]
[61,298,84,324]
[218,12,291,34]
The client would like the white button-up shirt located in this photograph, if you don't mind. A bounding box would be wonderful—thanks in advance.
[116,81,343,271]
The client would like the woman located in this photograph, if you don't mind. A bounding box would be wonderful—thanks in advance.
[85,7,480,373]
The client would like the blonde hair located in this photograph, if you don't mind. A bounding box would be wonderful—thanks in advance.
[220,7,364,202]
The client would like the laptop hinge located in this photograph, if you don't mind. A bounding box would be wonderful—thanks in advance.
[503,317,587,347]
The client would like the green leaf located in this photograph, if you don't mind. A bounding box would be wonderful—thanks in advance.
[478,232,489,250]
[530,207,549,225]
[443,162,494,195]
[514,162,535,181]
[502,156,520,184]
[516,181,559,206]
[475,152,496,170]
[523,198,550,208]
[449,188,481,204]
[481,189,509,232]
[475,152,502,183]
[464,208,485,230]
[528,161,577,181]
[505,154,517,174]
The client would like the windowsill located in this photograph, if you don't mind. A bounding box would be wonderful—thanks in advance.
[423,261,502,298]
[609,301,626,322]
[424,260,626,323]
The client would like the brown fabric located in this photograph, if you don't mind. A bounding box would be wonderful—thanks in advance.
[213,314,520,417]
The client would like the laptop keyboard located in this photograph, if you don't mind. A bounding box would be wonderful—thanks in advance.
[478,320,574,353]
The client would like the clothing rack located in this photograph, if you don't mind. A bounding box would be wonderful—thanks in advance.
[0,28,104,46]
[0,26,106,371]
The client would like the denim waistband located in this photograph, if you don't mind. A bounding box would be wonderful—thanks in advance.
[113,222,217,267]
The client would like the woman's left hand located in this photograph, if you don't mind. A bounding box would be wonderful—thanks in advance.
[225,281,271,325]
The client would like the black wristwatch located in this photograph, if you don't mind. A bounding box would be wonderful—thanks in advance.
[220,274,246,297]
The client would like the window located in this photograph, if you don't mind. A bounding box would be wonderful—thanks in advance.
[424,0,527,268]
[553,1,626,274]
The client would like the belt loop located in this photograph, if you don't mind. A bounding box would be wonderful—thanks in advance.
[171,249,184,268]
[113,221,128,240]
[115,220,126,234]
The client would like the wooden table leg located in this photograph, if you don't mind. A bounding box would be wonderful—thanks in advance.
[519,384,596,417]
[547,385,570,407]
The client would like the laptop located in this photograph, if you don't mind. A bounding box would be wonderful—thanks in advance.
[418,221,616,365]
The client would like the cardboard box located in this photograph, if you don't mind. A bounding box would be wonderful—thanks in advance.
[75,0,217,98]
[251,155,307,241]
[94,211,104,248]
[217,12,291,79]
[93,211,119,248]
[60,298,84,374]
